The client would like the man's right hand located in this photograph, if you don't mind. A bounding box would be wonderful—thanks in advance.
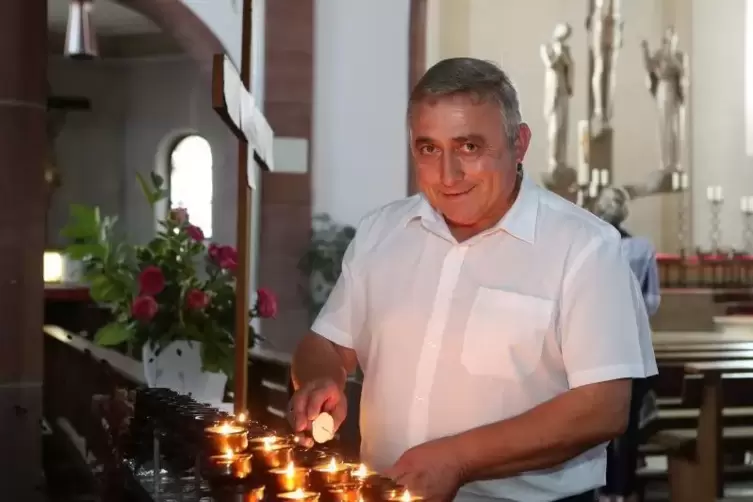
[288,378,348,441]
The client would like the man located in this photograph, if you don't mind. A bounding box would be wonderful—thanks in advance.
[290,58,656,502]
[593,187,660,502]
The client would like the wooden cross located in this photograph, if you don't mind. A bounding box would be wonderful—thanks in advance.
[211,0,274,415]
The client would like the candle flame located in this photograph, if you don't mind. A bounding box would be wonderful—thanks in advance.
[218,422,233,434]
[285,461,295,476]
[262,436,276,451]
[237,412,247,423]
[401,490,412,502]
[326,457,338,472]
[354,463,368,478]
[291,488,306,499]
[223,448,234,460]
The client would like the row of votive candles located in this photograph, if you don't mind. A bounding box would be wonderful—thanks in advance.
[203,416,420,502]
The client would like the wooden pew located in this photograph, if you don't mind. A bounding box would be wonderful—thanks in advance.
[644,361,753,502]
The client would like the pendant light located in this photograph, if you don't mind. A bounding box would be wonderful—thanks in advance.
[64,0,98,60]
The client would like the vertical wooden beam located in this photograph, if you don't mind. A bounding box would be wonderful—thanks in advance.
[407,0,427,195]
[0,0,46,499]
[234,0,253,416]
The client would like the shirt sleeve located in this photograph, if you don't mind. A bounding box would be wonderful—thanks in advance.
[310,222,368,350]
[643,248,661,317]
[559,234,658,389]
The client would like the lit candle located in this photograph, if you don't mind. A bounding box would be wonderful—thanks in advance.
[205,422,249,454]
[352,464,374,481]
[269,462,309,492]
[206,448,253,480]
[385,489,424,502]
[325,483,362,502]
[277,488,320,502]
[251,435,294,470]
[311,457,351,488]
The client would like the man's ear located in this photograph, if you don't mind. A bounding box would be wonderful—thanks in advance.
[514,123,532,163]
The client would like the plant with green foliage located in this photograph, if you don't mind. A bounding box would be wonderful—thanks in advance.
[60,173,277,377]
[298,214,356,321]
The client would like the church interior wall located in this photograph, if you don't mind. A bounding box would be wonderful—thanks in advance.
[425,0,753,254]
[47,55,237,248]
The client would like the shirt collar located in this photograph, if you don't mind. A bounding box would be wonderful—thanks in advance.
[405,172,539,244]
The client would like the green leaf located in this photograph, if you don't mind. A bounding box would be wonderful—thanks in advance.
[136,172,158,206]
[60,205,101,240]
[94,323,134,346]
[65,243,105,260]
[150,172,165,189]
[89,275,120,303]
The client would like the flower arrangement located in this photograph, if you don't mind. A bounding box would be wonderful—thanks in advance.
[61,173,277,377]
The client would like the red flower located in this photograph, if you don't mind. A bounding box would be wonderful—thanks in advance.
[186,289,210,310]
[131,295,158,321]
[186,225,205,242]
[219,246,238,271]
[138,266,165,296]
[256,288,278,318]
[169,208,189,224]
[208,243,222,262]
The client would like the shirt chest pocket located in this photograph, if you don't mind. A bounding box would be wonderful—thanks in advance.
[461,288,554,380]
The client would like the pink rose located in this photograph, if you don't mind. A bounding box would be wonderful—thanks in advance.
[138,266,165,296]
[131,295,158,321]
[169,208,189,224]
[185,289,210,310]
[208,243,222,263]
[186,225,205,242]
[256,288,278,318]
[219,246,238,271]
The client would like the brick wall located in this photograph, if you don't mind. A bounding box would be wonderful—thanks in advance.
[259,0,314,352]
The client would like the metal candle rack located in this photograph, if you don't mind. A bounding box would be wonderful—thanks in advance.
[125,388,406,502]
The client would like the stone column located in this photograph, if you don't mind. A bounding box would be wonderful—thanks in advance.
[0,1,47,500]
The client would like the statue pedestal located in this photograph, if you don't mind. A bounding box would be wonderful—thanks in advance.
[589,127,613,174]
[542,164,577,203]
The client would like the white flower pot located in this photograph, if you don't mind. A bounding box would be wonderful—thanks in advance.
[142,340,227,406]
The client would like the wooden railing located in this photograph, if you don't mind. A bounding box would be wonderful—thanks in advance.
[43,325,364,486]
[658,253,753,289]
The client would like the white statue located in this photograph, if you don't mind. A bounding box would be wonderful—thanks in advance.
[541,23,574,172]
[587,0,623,134]
[642,27,687,173]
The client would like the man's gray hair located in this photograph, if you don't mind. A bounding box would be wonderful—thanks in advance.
[593,187,630,226]
[408,58,523,147]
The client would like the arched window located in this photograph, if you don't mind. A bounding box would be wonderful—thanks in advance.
[169,135,213,238]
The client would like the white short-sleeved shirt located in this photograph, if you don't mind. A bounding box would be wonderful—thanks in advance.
[312,174,657,502]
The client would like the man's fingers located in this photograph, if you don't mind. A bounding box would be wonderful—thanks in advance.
[328,398,348,431]
[289,383,317,432]
[305,387,334,422]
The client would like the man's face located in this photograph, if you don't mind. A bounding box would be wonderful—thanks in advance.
[409,94,531,232]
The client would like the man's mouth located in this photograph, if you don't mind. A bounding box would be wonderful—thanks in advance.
[443,187,474,197]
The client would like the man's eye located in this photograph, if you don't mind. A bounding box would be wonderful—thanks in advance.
[418,145,437,155]
[460,143,478,153]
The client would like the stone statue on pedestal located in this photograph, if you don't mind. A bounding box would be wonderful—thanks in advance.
[587,0,623,135]
[625,28,688,198]
[540,23,577,201]
[541,22,574,173]
[642,27,687,173]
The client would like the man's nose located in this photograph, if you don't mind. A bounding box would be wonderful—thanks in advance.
[440,153,463,187]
